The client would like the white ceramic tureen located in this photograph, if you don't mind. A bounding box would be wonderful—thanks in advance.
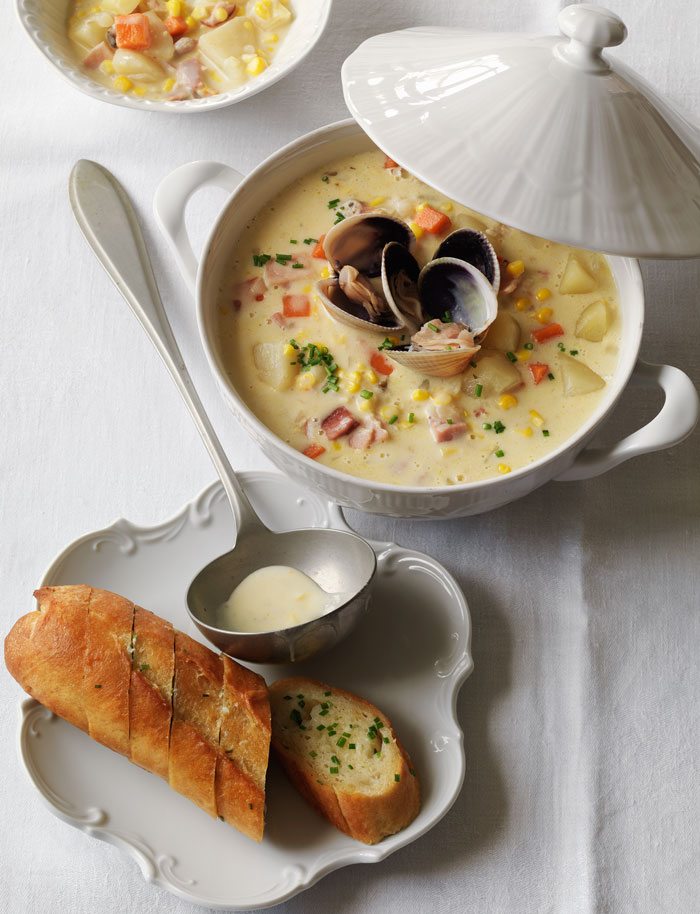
[155,5,700,518]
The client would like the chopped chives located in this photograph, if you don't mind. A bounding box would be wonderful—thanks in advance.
[323,690,332,696]
[523,342,534,350]
[474,384,483,398]
[292,262,304,269]
[275,253,293,263]
[303,237,318,245]
[495,449,505,458]
[330,766,339,774]
[493,420,506,433]
[327,198,340,208]
[506,351,517,363]
[316,724,326,730]
[252,253,271,267]
[542,429,550,437]
[349,743,356,750]
[348,764,354,770]
[321,175,329,183]
[442,311,452,323]
[319,709,329,716]
[378,337,393,350]
[360,389,373,399]
[331,755,340,765]
[394,774,401,782]
[408,412,415,423]
[289,239,298,244]
[482,422,492,430]
[290,709,303,727]
[569,349,579,356]
[557,342,566,351]
[446,418,454,425]
[334,212,345,224]
[336,737,347,747]
[427,323,439,332]
[388,415,398,425]
[470,359,478,368]
[548,372,555,380]
[383,736,389,744]
[309,750,317,758]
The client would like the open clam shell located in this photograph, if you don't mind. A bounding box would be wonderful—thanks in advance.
[434,229,500,293]
[381,241,423,334]
[385,346,478,378]
[315,277,404,334]
[323,212,415,278]
[418,257,498,336]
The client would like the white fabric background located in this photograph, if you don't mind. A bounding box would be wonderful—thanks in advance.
[1,1,699,912]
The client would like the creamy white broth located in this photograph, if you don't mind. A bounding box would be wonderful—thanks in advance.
[217,150,620,487]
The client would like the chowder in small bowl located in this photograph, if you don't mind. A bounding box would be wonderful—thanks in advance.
[217,149,621,487]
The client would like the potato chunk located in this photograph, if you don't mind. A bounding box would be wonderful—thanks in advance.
[254,342,298,391]
[559,354,605,396]
[113,49,165,81]
[198,17,259,71]
[559,255,598,294]
[69,14,114,50]
[470,350,521,397]
[100,0,139,14]
[144,12,174,62]
[249,0,293,30]
[575,299,609,342]
[484,311,520,352]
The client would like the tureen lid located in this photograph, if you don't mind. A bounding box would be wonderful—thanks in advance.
[341,5,700,258]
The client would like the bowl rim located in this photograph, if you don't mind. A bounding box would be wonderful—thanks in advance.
[15,0,333,114]
[196,118,646,496]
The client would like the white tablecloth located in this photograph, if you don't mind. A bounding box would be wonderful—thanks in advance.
[1,1,699,912]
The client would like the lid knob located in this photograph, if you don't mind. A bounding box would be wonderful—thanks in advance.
[557,4,627,73]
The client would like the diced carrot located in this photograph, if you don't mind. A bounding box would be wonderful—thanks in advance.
[312,235,326,259]
[303,443,326,460]
[114,13,152,51]
[384,155,399,169]
[528,362,549,385]
[282,294,311,318]
[414,205,452,235]
[370,351,394,376]
[531,322,564,344]
[164,16,188,37]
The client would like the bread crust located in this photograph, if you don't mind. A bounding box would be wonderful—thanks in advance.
[5,586,92,732]
[129,607,174,779]
[83,588,134,754]
[270,677,420,845]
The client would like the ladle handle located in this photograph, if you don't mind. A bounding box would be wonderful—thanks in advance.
[68,160,265,540]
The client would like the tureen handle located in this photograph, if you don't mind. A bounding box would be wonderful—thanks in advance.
[555,361,699,482]
[154,161,244,296]
[555,4,627,73]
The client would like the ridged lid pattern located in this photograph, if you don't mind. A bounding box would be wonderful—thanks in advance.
[341,5,700,258]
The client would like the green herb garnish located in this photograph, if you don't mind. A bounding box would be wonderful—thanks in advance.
[542,429,550,437]
[334,212,345,224]
[474,384,483,398]
[330,766,339,774]
[427,323,439,333]
[524,342,534,350]
[394,774,401,782]
[408,412,415,423]
[506,351,517,363]
[482,422,492,430]
[337,737,347,747]
[290,709,303,727]
[493,420,506,433]
[548,372,555,380]
[321,175,329,183]
[495,449,505,458]
[327,198,340,209]
[378,337,393,350]
[294,342,340,394]
[252,253,271,267]
[303,237,318,245]
[388,414,398,425]
[360,389,373,399]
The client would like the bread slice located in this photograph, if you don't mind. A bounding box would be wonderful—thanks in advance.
[83,588,134,755]
[128,606,174,779]
[215,655,270,841]
[269,677,420,844]
[5,585,91,732]
[169,631,223,818]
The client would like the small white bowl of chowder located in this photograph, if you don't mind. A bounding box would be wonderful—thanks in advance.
[155,121,699,517]
[17,0,331,111]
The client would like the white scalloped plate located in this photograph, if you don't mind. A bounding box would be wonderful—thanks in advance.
[18,472,472,910]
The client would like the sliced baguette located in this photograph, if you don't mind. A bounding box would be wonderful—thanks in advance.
[269,677,420,845]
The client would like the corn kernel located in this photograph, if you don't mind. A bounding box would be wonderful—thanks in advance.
[354,363,366,372]
[99,60,114,75]
[515,349,532,362]
[506,259,525,278]
[302,283,312,294]
[442,202,453,213]
[535,306,554,323]
[132,86,147,97]
[535,287,552,302]
[331,441,341,451]
[498,463,512,474]
[515,297,530,311]
[246,55,268,76]
[409,221,424,239]
[185,15,197,29]
[264,32,279,42]
[213,5,229,21]
[441,447,457,457]
[161,77,176,92]
[498,393,518,410]
[518,426,534,437]
[113,76,132,92]
[364,369,378,385]
[348,370,362,383]
[167,0,182,15]
[369,196,386,207]
[346,382,360,394]
[320,266,331,279]
[432,392,453,406]
[254,0,272,18]
[191,6,207,19]
[358,399,373,413]
[296,371,318,391]
[283,343,296,357]
[411,388,430,402]
[529,409,544,427]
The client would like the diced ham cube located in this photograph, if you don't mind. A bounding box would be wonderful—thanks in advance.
[232,276,266,309]
[429,415,467,443]
[263,254,313,288]
[269,311,287,328]
[282,294,310,318]
[321,406,359,440]
[348,425,375,450]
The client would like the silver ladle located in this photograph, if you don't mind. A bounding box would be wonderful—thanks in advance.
[69,160,376,664]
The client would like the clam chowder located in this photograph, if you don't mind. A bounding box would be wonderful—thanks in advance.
[218,150,621,487]
[68,0,293,101]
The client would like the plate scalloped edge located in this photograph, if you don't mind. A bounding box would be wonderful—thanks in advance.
[17,474,473,910]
